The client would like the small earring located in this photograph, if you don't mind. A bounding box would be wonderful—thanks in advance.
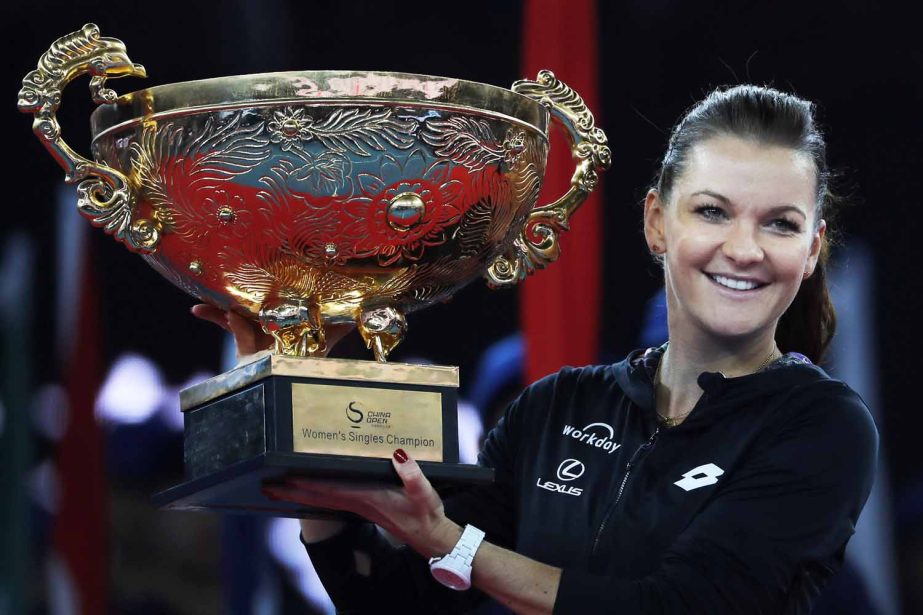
[651,244,664,254]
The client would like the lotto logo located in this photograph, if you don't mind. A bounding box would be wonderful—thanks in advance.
[674,463,725,491]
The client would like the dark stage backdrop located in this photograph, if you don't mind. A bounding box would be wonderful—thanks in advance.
[3,0,921,612]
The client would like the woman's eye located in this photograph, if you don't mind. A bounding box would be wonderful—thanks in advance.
[694,205,726,221]
[769,218,802,233]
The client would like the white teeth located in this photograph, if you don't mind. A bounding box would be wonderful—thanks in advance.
[711,275,759,291]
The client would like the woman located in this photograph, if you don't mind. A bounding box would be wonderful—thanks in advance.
[194,85,878,614]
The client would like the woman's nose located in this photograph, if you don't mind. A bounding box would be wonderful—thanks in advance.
[722,223,764,264]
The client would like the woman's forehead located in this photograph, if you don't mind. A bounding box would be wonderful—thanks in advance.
[676,136,817,208]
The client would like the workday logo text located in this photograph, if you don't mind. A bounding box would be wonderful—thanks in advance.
[562,422,621,454]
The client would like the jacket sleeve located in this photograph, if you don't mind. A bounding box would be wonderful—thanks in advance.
[553,382,879,615]
[302,377,535,614]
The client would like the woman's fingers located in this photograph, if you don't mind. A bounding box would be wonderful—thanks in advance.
[227,310,273,356]
[262,462,450,552]
[263,477,393,516]
[190,303,272,355]
[192,303,272,357]
[262,485,349,511]
[190,303,231,332]
[285,477,386,495]
[192,304,357,358]
[391,448,434,503]
[261,463,434,514]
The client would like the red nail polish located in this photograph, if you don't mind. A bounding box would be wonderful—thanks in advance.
[393,448,408,463]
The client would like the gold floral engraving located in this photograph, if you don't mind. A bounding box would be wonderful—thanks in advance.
[421,117,508,171]
[268,107,418,156]
[129,112,272,243]
[129,123,184,230]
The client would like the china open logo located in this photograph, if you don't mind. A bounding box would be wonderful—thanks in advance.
[346,401,364,428]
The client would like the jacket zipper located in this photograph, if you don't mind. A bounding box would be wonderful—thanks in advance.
[590,428,659,556]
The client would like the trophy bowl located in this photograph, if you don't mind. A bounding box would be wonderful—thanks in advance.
[20,24,611,516]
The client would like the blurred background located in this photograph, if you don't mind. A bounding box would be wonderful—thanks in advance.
[2,0,920,613]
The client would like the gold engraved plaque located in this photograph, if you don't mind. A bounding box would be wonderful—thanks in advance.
[292,383,444,461]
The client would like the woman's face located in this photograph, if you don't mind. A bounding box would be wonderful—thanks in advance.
[644,135,826,345]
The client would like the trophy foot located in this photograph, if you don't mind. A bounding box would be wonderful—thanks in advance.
[259,299,326,357]
[358,307,407,362]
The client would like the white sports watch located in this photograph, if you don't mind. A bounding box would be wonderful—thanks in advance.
[428,524,485,590]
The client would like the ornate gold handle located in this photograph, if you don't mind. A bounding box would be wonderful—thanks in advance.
[17,23,159,252]
[486,70,612,286]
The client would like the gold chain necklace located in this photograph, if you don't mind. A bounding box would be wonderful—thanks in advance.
[654,346,780,428]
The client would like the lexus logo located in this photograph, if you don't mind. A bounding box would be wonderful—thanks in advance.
[537,458,587,497]
[556,459,585,481]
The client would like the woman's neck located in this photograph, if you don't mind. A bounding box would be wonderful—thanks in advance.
[655,328,780,421]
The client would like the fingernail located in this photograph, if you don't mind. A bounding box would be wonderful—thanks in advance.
[393,448,408,464]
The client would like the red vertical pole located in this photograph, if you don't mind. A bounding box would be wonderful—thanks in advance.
[52,243,108,614]
[521,0,603,383]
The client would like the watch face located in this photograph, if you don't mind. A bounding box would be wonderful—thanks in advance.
[432,567,469,591]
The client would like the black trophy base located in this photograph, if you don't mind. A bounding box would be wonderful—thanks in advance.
[152,353,494,517]
[152,451,494,519]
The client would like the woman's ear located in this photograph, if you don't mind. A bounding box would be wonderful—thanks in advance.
[804,219,827,278]
[644,190,667,255]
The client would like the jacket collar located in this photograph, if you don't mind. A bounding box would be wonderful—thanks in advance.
[613,345,831,428]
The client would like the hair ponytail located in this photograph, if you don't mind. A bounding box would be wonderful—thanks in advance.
[775,241,837,363]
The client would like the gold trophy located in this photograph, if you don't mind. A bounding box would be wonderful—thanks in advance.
[19,24,610,517]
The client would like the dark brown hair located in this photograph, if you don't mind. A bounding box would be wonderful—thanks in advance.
[653,85,837,363]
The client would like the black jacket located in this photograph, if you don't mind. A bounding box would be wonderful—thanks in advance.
[304,348,878,614]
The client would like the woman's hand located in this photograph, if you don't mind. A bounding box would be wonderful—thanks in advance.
[262,449,461,557]
[192,302,360,542]
[190,303,353,360]
[190,304,273,358]
[265,451,563,614]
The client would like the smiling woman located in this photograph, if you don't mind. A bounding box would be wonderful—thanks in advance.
[646,137,825,369]
[647,86,837,366]
[209,85,878,614]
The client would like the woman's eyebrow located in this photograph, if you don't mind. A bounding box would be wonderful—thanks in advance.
[689,189,730,203]
[766,204,807,220]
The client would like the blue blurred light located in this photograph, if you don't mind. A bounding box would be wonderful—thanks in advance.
[95,353,166,425]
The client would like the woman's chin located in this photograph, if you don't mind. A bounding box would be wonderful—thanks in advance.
[697,318,776,343]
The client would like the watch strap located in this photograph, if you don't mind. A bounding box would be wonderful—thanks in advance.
[428,524,485,590]
[449,524,485,567]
